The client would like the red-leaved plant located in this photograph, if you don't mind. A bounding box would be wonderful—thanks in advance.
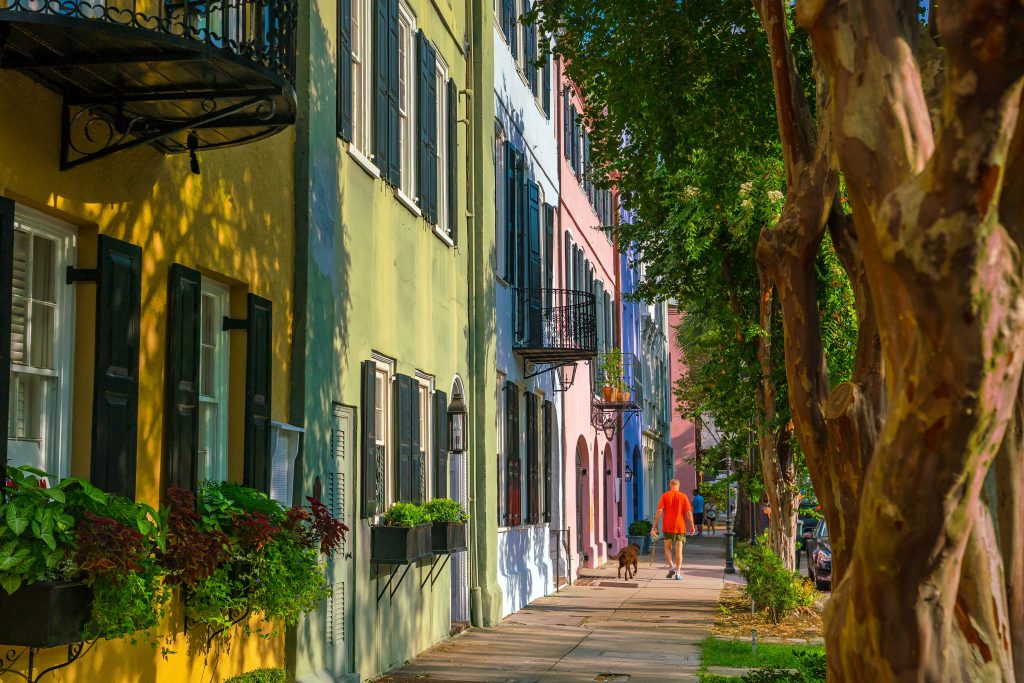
[232,511,279,551]
[305,497,348,556]
[74,512,145,577]
[161,486,231,587]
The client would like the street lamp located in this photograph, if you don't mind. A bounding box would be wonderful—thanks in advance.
[447,388,468,455]
[725,455,736,574]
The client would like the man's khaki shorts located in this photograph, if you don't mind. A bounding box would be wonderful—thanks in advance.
[662,532,687,542]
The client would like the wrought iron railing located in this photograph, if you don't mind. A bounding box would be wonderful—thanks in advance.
[0,0,297,84]
[594,350,642,407]
[513,288,597,357]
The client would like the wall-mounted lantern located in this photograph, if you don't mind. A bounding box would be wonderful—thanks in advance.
[624,464,634,483]
[447,388,468,455]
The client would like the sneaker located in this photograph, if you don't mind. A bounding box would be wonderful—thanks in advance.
[666,569,676,579]
[674,573,683,581]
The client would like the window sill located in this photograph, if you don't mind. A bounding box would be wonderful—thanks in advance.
[348,145,381,180]
[394,188,422,217]
[433,226,455,248]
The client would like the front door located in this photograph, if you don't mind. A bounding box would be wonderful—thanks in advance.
[327,404,356,677]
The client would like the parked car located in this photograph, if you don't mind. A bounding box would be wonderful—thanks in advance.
[803,519,831,591]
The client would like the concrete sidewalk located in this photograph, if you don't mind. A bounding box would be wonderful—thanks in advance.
[376,535,727,683]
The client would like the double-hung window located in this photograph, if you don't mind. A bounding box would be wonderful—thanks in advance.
[373,357,394,506]
[7,209,75,481]
[198,280,230,483]
[398,3,416,201]
[417,376,432,500]
[351,0,373,155]
[435,58,450,237]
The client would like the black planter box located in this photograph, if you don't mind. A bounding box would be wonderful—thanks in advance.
[371,524,433,564]
[431,521,468,554]
[0,581,93,648]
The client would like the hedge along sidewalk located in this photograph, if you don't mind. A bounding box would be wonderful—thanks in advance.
[376,535,728,683]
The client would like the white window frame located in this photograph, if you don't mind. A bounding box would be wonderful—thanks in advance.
[351,0,373,156]
[373,353,395,508]
[7,207,76,483]
[416,372,433,501]
[496,372,507,528]
[398,2,417,202]
[494,123,506,280]
[269,422,304,506]
[198,279,230,483]
[434,56,451,240]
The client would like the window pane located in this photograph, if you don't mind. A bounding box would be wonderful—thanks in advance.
[198,401,219,481]
[375,372,386,440]
[29,302,54,370]
[10,231,30,365]
[31,235,56,304]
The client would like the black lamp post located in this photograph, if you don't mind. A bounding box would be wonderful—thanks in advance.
[725,454,736,574]
[447,389,468,454]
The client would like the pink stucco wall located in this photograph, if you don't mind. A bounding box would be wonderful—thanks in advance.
[668,305,699,493]
[557,61,626,570]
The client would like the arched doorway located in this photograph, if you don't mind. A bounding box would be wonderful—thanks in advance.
[603,445,614,549]
[575,438,587,562]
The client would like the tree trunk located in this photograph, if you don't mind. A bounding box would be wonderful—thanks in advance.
[760,429,798,570]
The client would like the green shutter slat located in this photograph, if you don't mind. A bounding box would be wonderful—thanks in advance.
[410,376,422,505]
[542,48,551,118]
[527,182,542,346]
[505,382,521,526]
[0,199,13,474]
[447,78,458,242]
[525,392,538,524]
[504,142,517,284]
[91,235,142,499]
[394,374,418,502]
[243,294,273,493]
[163,264,202,494]
[433,390,448,498]
[416,31,432,217]
[337,0,353,140]
[426,44,439,224]
[524,0,536,94]
[386,0,401,186]
[543,400,553,523]
[544,204,555,293]
[360,360,381,517]
[373,0,390,175]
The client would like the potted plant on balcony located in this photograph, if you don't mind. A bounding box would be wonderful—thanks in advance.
[599,349,624,402]
[0,466,168,648]
[370,502,432,564]
[423,498,469,554]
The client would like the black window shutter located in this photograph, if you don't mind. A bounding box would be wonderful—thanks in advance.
[563,92,571,159]
[507,0,518,57]
[373,0,390,174]
[544,204,554,293]
[542,50,551,118]
[502,0,513,43]
[91,235,142,499]
[525,392,538,524]
[447,78,458,243]
[416,31,438,222]
[524,1,536,94]
[527,182,542,346]
[163,264,202,494]
[386,0,401,187]
[543,400,552,523]
[410,377,422,504]
[337,0,353,140]
[360,360,381,517]
[433,390,448,498]
[504,142,517,284]
[505,382,521,526]
[243,294,273,493]
[570,106,579,174]
[0,199,13,473]
[395,374,417,502]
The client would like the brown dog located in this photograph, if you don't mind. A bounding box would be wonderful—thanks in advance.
[615,543,640,579]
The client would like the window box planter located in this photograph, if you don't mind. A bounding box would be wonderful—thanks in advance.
[370,523,433,564]
[431,521,468,554]
[0,581,93,648]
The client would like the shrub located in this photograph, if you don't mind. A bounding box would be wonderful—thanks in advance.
[224,668,286,683]
[628,519,652,536]
[383,502,429,527]
[423,498,469,523]
[738,649,825,683]
[734,533,814,623]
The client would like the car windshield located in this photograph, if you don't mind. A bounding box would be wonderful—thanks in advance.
[818,520,828,540]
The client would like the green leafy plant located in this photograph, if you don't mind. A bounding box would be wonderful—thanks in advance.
[598,348,624,388]
[628,519,652,536]
[423,498,469,523]
[734,534,814,623]
[383,502,430,527]
[224,668,286,683]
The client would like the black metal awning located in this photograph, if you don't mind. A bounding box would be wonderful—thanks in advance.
[0,0,296,169]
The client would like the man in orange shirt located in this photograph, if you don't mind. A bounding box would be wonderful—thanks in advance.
[652,479,696,579]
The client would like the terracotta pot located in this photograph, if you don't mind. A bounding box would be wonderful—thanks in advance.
[623,390,631,402]
[602,385,613,401]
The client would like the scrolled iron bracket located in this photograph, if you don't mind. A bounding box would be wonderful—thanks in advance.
[0,641,97,683]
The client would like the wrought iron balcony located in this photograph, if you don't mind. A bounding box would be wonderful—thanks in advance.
[592,350,642,437]
[0,0,297,168]
[512,288,597,368]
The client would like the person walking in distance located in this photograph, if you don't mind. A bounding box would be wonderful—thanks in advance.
[651,479,695,580]
[692,488,706,536]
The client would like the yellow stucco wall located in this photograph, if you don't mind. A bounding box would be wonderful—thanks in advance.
[0,66,295,681]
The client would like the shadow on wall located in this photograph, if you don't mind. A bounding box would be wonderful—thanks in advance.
[499,524,556,615]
